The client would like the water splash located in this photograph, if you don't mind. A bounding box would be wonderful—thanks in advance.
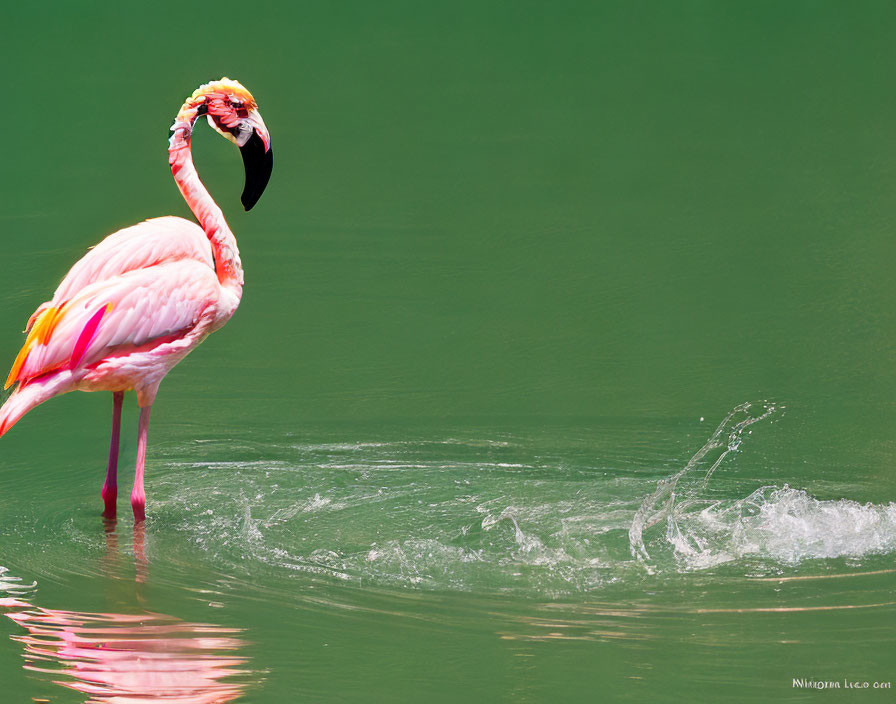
[629,402,777,569]
[134,411,896,595]
[666,485,896,570]
[630,402,896,574]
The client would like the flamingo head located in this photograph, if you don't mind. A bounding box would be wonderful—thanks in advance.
[175,78,273,210]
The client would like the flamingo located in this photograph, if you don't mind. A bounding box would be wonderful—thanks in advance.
[0,78,273,522]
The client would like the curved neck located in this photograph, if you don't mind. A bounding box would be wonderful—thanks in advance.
[168,119,244,290]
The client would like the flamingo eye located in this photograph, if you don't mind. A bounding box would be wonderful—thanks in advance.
[231,100,243,110]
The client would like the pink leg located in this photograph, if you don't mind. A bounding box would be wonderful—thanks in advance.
[130,405,152,523]
[133,521,148,586]
[101,391,124,519]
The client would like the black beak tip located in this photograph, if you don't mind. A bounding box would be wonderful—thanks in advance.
[239,132,273,211]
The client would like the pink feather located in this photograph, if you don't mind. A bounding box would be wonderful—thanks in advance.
[70,305,109,370]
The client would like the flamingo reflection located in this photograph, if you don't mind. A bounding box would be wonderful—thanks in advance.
[0,524,253,703]
[7,608,249,703]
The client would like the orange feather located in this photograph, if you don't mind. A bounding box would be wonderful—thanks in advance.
[4,302,73,389]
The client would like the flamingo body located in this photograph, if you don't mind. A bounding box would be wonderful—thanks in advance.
[13,257,229,400]
[33,217,214,318]
[0,78,273,520]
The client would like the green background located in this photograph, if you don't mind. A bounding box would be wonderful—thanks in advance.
[1,2,894,702]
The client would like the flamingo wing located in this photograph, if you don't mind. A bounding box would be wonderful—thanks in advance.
[7,260,220,389]
[26,217,213,331]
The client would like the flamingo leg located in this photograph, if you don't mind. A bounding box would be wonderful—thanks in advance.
[131,405,152,522]
[101,391,124,519]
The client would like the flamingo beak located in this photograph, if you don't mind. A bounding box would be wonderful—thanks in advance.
[239,110,273,211]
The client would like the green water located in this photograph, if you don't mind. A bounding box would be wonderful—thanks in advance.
[2,1,896,701]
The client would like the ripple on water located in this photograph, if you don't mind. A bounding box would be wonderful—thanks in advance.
[137,403,896,597]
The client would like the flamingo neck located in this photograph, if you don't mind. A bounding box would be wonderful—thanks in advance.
[168,122,244,290]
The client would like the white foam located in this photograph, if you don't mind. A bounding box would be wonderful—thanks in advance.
[669,486,896,570]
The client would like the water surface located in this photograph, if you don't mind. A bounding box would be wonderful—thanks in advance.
[2,1,896,701]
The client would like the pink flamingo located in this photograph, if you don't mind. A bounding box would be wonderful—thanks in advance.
[0,78,273,522]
